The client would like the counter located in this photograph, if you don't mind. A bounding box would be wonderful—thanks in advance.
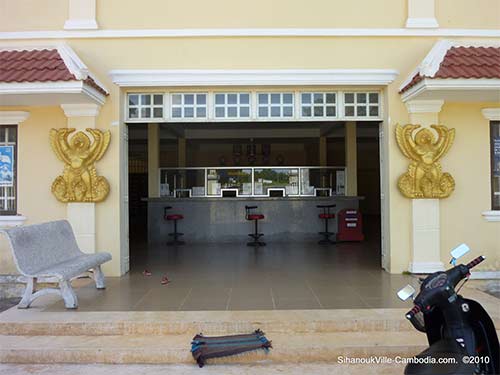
[146,196,363,243]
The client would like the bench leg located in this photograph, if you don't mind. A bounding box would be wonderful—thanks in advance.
[92,265,106,290]
[59,279,78,309]
[18,277,37,309]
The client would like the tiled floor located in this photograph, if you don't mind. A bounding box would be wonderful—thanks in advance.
[43,236,415,311]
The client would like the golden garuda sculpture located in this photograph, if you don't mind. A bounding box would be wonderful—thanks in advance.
[396,124,455,199]
[50,128,111,203]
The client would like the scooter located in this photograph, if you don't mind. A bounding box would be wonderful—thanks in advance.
[397,244,499,374]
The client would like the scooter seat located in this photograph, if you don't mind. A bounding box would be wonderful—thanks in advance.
[405,339,475,375]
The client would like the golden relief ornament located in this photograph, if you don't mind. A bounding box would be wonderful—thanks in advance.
[396,124,455,199]
[50,128,111,203]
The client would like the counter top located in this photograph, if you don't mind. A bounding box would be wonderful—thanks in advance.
[144,196,364,202]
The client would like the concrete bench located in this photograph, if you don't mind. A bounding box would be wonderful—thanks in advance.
[3,220,112,309]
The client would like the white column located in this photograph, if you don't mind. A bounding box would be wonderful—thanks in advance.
[406,0,439,28]
[406,100,444,273]
[61,103,101,254]
[64,0,98,30]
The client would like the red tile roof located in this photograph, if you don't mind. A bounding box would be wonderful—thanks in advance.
[0,48,108,96]
[400,46,500,93]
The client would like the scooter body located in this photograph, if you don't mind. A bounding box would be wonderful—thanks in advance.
[398,247,499,375]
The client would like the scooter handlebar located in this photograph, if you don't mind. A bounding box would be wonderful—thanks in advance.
[466,255,485,270]
[405,304,421,320]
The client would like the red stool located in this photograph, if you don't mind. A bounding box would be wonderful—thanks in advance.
[164,206,184,245]
[317,204,336,244]
[245,205,265,247]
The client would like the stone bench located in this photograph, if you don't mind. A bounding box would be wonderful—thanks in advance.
[2,220,112,309]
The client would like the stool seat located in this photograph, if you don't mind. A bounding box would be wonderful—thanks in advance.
[319,213,335,219]
[247,214,264,220]
[166,214,183,220]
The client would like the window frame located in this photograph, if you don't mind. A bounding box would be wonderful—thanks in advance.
[256,92,295,120]
[170,92,209,121]
[299,92,338,119]
[213,92,251,120]
[127,93,165,122]
[0,125,18,216]
[490,121,500,211]
[343,91,381,119]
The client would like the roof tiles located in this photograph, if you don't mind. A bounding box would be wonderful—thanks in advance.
[400,46,500,93]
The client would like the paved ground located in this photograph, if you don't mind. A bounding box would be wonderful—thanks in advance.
[0,363,404,375]
[41,238,414,311]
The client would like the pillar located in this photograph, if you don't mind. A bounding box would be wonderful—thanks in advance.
[319,136,327,167]
[345,121,357,196]
[406,100,445,273]
[406,0,438,28]
[178,137,186,168]
[61,103,100,254]
[148,123,160,198]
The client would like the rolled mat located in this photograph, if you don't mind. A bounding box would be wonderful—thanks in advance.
[190,329,272,367]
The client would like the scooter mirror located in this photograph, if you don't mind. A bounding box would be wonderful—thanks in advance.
[397,284,416,301]
[450,243,470,262]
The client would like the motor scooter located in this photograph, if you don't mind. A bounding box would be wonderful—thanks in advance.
[397,244,499,374]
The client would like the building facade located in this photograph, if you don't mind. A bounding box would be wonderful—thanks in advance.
[0,0,499,279]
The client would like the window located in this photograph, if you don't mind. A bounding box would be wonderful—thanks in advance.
[344,92,380,118]
[0,126,17,215]
[257,93,294,118]
[300,92,336,118]
[171,93,207,119]
[491,121,500,210]
[127,93,164,120]
[214,93,251,119]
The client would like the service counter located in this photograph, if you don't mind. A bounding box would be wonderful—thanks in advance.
[146,196,363,244]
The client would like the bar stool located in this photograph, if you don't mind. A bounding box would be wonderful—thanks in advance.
[164,206,184,245]
[317,204,336,245]
[245,205,265,247]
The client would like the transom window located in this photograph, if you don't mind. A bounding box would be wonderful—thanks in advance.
[128,93,164,120]
[0,125,17,215]
[301,92,337,118]
[491,121,500,210]
[214,93,251,119]
[126,90,383,122]
[171,93,207,119]
[344,92,380,118]
[257,93,294,118]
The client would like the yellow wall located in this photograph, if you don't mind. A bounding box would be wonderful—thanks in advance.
[439,103,500,271]
[437,0,500,29]
[97,0,406,29]
[0,0,67,31]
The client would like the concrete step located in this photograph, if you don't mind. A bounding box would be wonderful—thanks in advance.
[0,363,406,375]
[0,331,427,365]
[0,308,416,336]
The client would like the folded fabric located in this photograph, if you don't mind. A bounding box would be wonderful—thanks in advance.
[190,329,272,367]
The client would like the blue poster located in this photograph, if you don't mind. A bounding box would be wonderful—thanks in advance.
[0,146,14,186]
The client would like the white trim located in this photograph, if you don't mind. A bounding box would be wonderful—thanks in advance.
[64,19,98,31]
[0,81,107,105]
[0,111,30,125]
[0,215,27,228]
[405,99,444,114]
[110,69,399,87]
[401,78,500,102]
[61,103,101,117]
[470,271,500,279]
[482,108,500,121]
[1,28,500,40]
[409,261,445,274]
[481,211,500,222]
[405,18,439,29]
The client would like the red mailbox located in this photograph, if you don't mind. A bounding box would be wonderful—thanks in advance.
[337,209,364,242]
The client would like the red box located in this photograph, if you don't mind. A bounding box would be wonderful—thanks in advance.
[337,209,365,242]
